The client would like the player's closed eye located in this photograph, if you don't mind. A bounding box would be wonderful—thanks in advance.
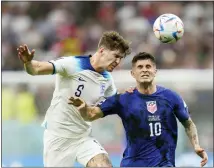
[115,54,123,59]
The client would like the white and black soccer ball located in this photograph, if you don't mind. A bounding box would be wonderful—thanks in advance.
[153,13,184,43]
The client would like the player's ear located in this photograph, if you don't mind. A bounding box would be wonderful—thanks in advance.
[98,47,105,54]
[131,70,134,77]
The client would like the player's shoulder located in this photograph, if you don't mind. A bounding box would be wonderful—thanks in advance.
[60,55,90,60]
[69,55,91,62]
[52,55,86,62]
[114,91,138,106]
[73,55,91,59]
[157,85,182,100]
[66,55,92,71]
[117,90,136,99]
[109,92,130,105]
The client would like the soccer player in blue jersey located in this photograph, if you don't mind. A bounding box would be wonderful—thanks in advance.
[69,52,208,167]
[17,31,131,167]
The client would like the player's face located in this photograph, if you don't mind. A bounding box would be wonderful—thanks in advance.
[131,59,157,84]
[99,48,125,72]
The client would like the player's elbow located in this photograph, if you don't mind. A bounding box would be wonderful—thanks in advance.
[182,118,194,129]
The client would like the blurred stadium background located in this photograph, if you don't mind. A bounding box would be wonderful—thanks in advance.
[1,1,213,167]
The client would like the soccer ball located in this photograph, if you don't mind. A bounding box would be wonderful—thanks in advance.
[153,13,184,43]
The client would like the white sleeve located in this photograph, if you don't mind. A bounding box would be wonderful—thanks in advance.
[104,75,117,97]
[49,57,78,76]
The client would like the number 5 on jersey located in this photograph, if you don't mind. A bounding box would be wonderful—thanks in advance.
[75,85,84,97]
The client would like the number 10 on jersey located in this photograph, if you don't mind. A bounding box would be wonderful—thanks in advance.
[149,122,162,137]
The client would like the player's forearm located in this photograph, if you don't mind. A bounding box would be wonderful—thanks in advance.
[182,118,200,149]
[24,60,53,75]
[24,60,39,75]
[81,106,103,122]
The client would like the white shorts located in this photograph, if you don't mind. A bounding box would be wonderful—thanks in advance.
[43,130,108,167]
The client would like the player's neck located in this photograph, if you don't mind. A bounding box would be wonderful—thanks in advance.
[137,83,157,95]
[90,53,105,73]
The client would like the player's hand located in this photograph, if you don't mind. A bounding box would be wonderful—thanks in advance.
[125,86,136,93]
[194,147,208,167]
[68,97,86,111]
[17,44,35,63]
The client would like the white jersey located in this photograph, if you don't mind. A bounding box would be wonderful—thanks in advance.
[42,55,117,139]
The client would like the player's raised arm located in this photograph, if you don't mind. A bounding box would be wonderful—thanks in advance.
[181,118,208,167]
[17,44,54,75]
[68,97,104,122]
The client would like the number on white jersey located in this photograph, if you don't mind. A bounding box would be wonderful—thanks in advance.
[75,85,84,97]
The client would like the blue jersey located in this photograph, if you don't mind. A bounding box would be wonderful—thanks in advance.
[99,86,189,167]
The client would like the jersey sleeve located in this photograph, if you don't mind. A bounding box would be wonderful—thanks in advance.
[104,74,117,97]
[173,92,190,122]
[98,94,121,117]
[49,56,78,76]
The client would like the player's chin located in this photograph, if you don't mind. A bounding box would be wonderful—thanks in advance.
[106,67,114,72]
[140,79,152,84]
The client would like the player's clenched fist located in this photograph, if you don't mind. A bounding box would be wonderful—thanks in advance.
[17,44,35,63]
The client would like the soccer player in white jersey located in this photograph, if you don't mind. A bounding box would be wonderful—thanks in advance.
[17,31,131,167]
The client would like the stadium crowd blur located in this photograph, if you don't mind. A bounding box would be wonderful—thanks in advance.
[2,1,213,167]
[2,1,213,70]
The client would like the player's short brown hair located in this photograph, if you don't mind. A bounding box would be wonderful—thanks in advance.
[132,52,156,67]
[98,31,131,56]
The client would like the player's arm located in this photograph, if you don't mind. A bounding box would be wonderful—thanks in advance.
[17,44,54,75]
[181,117,200,150]
[181,117,208,167]
[68,97,104,121]
[24,61,53,75]
[68,94,121,121]
[174,93,208,167]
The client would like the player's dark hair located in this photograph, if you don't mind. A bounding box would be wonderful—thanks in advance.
[132,52,156,67]
[98,31,132,56]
